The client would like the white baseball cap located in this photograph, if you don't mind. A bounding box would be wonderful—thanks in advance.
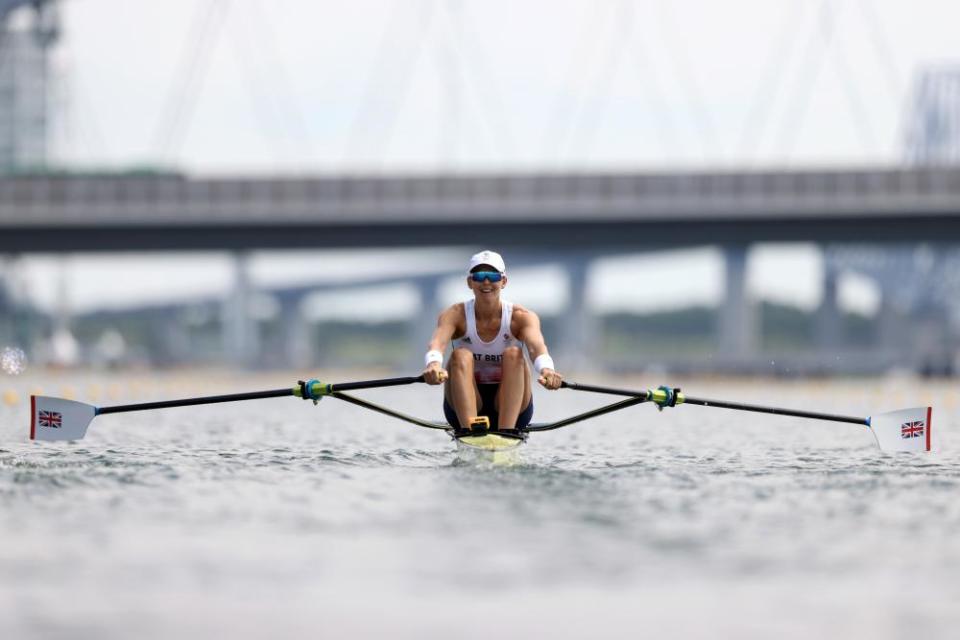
[468,250,506,274]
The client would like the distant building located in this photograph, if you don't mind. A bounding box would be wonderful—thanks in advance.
[0,0,59,172]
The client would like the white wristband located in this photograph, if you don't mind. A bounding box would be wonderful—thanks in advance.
[424,350,444,367]
[533,354,555,375]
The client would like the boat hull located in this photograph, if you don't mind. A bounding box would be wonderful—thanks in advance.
[454,432,525,464]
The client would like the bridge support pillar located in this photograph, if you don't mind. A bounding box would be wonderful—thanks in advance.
[223,252,259,369]
[159,310,191,367]
[3,254,41,357]
[877,293,908,369]
[280,295,314,371]
[0,256,12,346]
[0,258,34,359]
[559,255,598,374]
[815,266,842,350]
[408,277,445,370]
[717,244,757,365]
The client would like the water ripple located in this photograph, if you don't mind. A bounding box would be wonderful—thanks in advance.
[1,381,959,638]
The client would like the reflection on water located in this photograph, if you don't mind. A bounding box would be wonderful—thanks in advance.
[1,374,958,638]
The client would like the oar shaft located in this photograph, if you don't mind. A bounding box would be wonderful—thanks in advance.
[562,380,868,426]
[681,396,868,426]
[98,388,294,415]
[98,375,426,416]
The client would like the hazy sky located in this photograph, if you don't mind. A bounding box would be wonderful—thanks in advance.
[9,0,943,318]
[14,243,884,321]
[49,0,960,173]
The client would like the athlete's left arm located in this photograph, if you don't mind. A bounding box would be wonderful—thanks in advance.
[513,306,563,390]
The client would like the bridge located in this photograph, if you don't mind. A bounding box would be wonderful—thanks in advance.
[2,167,960,251]
[2,166,959,374]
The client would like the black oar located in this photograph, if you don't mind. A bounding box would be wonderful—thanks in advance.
[561,381,866,424]
[28,374,936,453]
[560,380,934,453]
[30,376,425,441]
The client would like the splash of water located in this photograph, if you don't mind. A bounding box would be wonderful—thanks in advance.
[1,346,27,375]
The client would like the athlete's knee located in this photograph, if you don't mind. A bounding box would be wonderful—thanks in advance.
[502,346,523,367]
[449,348,474,371]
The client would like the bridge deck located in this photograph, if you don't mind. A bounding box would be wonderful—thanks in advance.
[2,167,959,250]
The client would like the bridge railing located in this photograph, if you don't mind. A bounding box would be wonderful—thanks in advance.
[2,167,960,224]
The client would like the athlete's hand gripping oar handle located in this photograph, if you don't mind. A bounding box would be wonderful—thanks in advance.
[560,380,935,453]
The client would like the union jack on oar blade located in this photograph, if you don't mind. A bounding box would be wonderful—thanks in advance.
[31,396,97,442]
[38,410,62,428]
[869,407,934,453]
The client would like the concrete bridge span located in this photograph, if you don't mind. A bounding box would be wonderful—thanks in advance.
[1,167,960,252]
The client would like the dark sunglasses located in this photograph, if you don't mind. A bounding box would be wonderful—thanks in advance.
[470,271,503,283]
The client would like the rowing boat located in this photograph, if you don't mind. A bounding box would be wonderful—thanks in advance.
[448,415,526,463]
[27,375,937,454]
[454,430,526,465]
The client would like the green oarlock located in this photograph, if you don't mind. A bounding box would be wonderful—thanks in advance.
[294,379,334,404]
[649,386,684,410]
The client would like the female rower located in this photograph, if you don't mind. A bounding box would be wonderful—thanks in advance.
[421,249,563,431]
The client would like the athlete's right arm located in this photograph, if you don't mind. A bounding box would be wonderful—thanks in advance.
[422,305,460,385]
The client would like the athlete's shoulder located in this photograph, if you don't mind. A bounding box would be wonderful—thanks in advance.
[439,302,465,320]
[509,303,540,331]
[438,302,467,333]
[439,301,464,313]
[510,302,536,319]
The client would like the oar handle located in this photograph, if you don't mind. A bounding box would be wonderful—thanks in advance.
[326,375,425,392]
[561,380,651,399]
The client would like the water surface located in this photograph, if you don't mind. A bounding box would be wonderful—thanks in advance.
[1,374,958,638]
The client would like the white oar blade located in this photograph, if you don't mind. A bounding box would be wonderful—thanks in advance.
[30,396,97,442]
[868,407,934,453]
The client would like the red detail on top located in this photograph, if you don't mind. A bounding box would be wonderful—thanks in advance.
[30,395,36,440]
[926,407,932,452]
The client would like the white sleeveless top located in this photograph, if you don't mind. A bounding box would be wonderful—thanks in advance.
[452,299,522,384]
